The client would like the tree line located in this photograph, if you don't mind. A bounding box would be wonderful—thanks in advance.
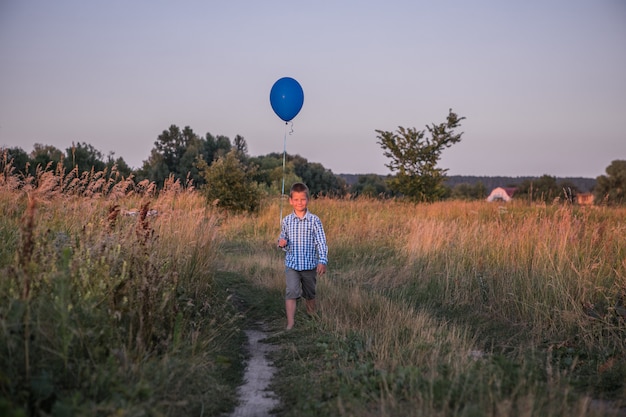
[2,111,625,209]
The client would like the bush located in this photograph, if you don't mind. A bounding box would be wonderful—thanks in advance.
[199,150,262,213]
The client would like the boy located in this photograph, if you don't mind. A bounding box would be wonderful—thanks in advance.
[278,182,328,330]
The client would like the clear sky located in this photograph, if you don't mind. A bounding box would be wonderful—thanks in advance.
[1,1,625,178]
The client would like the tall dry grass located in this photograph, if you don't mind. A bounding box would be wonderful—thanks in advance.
[398,202,626,349]
[220,197,626,416]
[4,155,624,416]
[0,165,241,415]
[228,198,625,338]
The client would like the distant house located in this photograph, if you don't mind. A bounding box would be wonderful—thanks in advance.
[486,187,516,202]
[576,192,594,206]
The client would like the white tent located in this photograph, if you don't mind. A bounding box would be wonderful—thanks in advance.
[486,187,516,202]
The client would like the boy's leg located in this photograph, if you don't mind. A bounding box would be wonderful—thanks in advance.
[305,298,316,315]
[285,268,302,330]
[285,298,297,330]
[301,269,318,316]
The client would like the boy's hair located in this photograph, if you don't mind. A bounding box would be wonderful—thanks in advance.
[289,182,310,198]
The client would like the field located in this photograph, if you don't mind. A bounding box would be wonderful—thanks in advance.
[1,169,625,416]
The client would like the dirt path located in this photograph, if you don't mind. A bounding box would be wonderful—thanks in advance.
[227,328,279,417]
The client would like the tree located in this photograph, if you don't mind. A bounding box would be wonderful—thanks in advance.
[248,153,300,195]
[139,150,170,186]
[201,133,232,164]
[594,160,626,205]
[233,134,248,157]
[515,175,579,203]
[156,125,199,177]
[290,155,347,197]
[106,154,133,179]
[64,142,106,173]
[2,147,30,175]
[449,181,487,201]
[198,150,261,212]
[376,109,465,202]
[179,138,204,187]
[137,126,247,189]
[248,153,346,197]
[31,143,64,172]
[350,174,392,198]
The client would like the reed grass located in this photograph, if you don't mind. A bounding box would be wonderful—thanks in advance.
[0,165,244,416]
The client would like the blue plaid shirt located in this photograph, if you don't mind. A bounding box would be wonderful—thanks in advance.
[280,210,328,271]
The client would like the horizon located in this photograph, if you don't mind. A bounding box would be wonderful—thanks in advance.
[0,140,611,180]
[0,143,612,180]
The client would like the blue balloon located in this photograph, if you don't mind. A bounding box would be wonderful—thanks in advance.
[270,77,304,122]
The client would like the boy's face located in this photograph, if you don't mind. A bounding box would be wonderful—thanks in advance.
[289,191,308,212]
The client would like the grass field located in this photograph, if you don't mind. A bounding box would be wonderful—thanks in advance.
[1,167,625,416]
[220,197,626,417]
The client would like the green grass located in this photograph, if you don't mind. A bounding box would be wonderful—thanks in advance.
[0,190,246,416]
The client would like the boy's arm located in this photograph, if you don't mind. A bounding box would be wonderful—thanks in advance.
[278,218,288,248]
[315,219,329,266]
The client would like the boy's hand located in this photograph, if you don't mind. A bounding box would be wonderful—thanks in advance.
[317,264,326,276]
[277,238,287,248]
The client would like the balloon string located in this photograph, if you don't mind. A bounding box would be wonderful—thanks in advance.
[279,122,288,227]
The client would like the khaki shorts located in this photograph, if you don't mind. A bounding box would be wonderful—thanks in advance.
[285,267,317,300]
